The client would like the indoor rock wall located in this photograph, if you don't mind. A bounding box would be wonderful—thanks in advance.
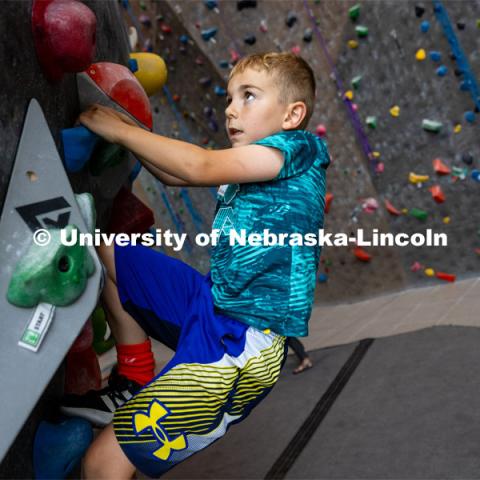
[0,2,130,477]
[124,0,479,303]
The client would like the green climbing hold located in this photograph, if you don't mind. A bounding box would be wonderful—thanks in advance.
[409,208,428,221]
[89,141,128,176]
[351,75,362,90]
[366,116,377,129]
[91,307,115,355]
[452,166,468,179]
[7,225,95,308]
[75,193,96,235]
[422,119,443,133]
[349,4,360,21]
[355,25,368,37]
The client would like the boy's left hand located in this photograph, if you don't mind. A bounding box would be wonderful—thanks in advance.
[79,104,137,144]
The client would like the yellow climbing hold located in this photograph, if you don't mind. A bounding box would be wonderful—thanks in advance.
[129,52,168,96]
[425,268,435,277]
[348,40,359,49]
[454,124,462,133]
[442,216,450,224]
[390,105,400,117]
[401,208,408,215]
[344,90,354,100]
[372,151,380,158]
[415,48,426,61]
[409,172,430,184]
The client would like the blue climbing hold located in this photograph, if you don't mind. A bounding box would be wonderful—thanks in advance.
[464,111,475,123]
[61,126,99,173]
[459,80,470,91]
[179,34,189,44]
[34,418,93,480]
[436,65,448,77]
[430,51,441,62]
[214,85,226,96]
[317,273,328,283]
[472,169,480,182]
[127,58,138,73]
[201,27,218,41]
[219,59,229,68]
[420,20,430,32]
[204,0,218,9]
[129,160,142,182]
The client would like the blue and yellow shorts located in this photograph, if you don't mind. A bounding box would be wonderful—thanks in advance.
[113,244,287,477]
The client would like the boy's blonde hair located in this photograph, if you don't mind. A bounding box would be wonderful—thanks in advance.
[229,52,316,130]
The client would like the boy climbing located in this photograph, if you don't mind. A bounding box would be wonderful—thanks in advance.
[61,52,330,478]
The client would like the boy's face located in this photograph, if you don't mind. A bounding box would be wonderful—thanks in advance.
[225,68,288,147]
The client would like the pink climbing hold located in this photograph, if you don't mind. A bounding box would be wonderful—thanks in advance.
[32,0,96,82]
[315,124,327,137]
[361,197,379,213]
[291,45,301,55]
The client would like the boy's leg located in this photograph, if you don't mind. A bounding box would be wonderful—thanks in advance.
[83,425,136,480]
[61,242,205,425]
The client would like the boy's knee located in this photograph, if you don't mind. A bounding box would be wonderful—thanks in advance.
[97,243,116,281]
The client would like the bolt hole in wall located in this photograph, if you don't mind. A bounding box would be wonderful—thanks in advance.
[26,170,38,182]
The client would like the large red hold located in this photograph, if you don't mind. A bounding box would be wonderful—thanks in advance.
[32,0,96,82]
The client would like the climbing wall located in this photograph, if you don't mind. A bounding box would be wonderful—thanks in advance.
[0,1,131,476]
[123,0,480,303]
[334,0,480,286]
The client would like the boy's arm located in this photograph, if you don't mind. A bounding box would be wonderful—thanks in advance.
[80,105,284,186]
[137,155,191,186]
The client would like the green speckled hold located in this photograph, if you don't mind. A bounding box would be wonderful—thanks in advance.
[366,116,377,129]
[91,306,115,355]
[7,225,95,308]
[356,25,369,37]
[409,208,428,221]
[422,119,443,133]
[349,4,360,21]
[351,75,362,89]
[89,141,128,176]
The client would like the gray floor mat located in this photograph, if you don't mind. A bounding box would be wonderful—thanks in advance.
[165,326,480,479]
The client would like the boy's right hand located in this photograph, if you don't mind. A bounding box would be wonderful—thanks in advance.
[79,104,138,144]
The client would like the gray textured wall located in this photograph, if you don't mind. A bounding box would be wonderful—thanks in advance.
[0,1,130,476]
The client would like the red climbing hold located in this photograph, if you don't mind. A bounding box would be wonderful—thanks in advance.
[80,62,152,130]
[433,158,451,175]
[108,187,154,235]
[353,246,372,262]
[435,271,456,282]
[429,185,445,203]
[384,199,401,216]
[325,192,333,214]
[32,0,96,82]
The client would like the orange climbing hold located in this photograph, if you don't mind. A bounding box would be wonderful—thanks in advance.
[435,272,456,282]
[353,246,371,262]
[325,192,334,214]
[384,199,401,216]
[433,158,451,175]
[429,185,445,203]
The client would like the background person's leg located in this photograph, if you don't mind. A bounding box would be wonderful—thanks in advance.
[288,337,313,374]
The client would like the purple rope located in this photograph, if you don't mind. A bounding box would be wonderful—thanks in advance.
[303,0,377,171]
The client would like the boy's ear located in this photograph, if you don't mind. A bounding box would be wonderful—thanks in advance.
[282,101,307,130]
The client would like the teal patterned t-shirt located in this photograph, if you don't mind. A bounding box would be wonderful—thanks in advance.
[209,130,330,337]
